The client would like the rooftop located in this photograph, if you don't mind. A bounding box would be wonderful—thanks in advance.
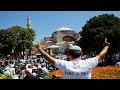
[56,26,72,31]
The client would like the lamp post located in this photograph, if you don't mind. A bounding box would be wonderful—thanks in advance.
[22,41,25,60]
[21,32,25,60]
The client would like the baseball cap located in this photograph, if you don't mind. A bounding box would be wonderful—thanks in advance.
[69,44,82,51]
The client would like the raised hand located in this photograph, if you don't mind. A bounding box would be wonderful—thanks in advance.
[35,41,44,50]
[103,38,110,47]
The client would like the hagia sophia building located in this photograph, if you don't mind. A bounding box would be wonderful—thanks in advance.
[27,16,81,57]
[40,26,80,49]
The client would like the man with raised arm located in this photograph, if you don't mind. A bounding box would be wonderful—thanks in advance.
[35,38,110,79]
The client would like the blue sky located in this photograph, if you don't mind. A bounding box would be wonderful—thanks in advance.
[0,11,120,44]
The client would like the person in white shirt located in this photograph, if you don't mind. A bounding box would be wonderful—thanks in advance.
[21,69,26,79]
[9,67,15,76]
[3,65,15,78]
[35,38,110,79]
[3,66,11,75]
[13,75,19,79]
[41,65,49,74]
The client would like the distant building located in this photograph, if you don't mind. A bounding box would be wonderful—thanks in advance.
[41,26,80,49]
[30,17,81,57]
[52,26,79,43]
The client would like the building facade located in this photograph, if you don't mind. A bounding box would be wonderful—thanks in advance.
[40,26,80,50]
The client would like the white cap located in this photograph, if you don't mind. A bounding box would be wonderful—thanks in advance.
[38,65,41,69]
[69,44,82,51]
[32,73,36,77]
[26,68,32,74]
[15,66,18,68]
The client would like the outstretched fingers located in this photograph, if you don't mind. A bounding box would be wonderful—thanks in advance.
[104,38,110,47]
[105,38,107,43]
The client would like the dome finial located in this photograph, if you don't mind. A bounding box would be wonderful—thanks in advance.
[27,16,30,19]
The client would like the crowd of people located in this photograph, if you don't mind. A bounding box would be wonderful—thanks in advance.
[80,51,120,66]
[0,51,120,79]
[34,38,110,79]
[0,56,58,79]
[0,38,120,79]
[0,52,120,79]
[111,52,120,65]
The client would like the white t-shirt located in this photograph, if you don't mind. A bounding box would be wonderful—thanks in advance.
[3,67,11,75]
[9,67,15,75]
[33,66,37,69]
[55,56,98,79]
[3,67,15,76]
[13,75,19,79]
[26,68,32,74]
[9,64,15,68]
[37,64,41,69]
[41,67,49,74]
[21,69,26,79]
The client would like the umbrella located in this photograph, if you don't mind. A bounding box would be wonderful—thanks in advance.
[57,50,65,53]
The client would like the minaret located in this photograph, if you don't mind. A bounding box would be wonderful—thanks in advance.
[27,16,32,29]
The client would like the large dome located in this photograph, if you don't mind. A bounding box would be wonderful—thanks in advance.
[56,26,72,31]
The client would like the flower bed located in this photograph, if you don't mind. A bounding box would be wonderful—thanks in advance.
[45,66,120,79]
[92,66,120,79]
[0,74,13,79]
[44,70,63,79]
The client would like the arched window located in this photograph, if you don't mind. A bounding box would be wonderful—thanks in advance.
[62,35,75,42]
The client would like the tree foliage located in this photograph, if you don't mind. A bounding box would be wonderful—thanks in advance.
[0,26,35,58]
[76,14,120,55]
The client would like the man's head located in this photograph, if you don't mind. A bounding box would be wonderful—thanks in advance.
[68,44,82,59]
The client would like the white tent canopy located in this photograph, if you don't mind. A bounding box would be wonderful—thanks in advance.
[47,45,59,49]
[45,41,53,43]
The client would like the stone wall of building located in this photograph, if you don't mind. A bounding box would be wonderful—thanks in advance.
[52,30,79,43]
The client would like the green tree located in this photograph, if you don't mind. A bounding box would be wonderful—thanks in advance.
[9,26,35,59]
[0,26,35,59]
[0,29,15,57]
[76,14,120,55]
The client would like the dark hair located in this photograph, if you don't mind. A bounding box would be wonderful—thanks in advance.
[68,49,82,59]
[28,65,31,68]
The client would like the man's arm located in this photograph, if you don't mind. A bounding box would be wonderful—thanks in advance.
[35,42,56,66]
[97,38,110,63]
